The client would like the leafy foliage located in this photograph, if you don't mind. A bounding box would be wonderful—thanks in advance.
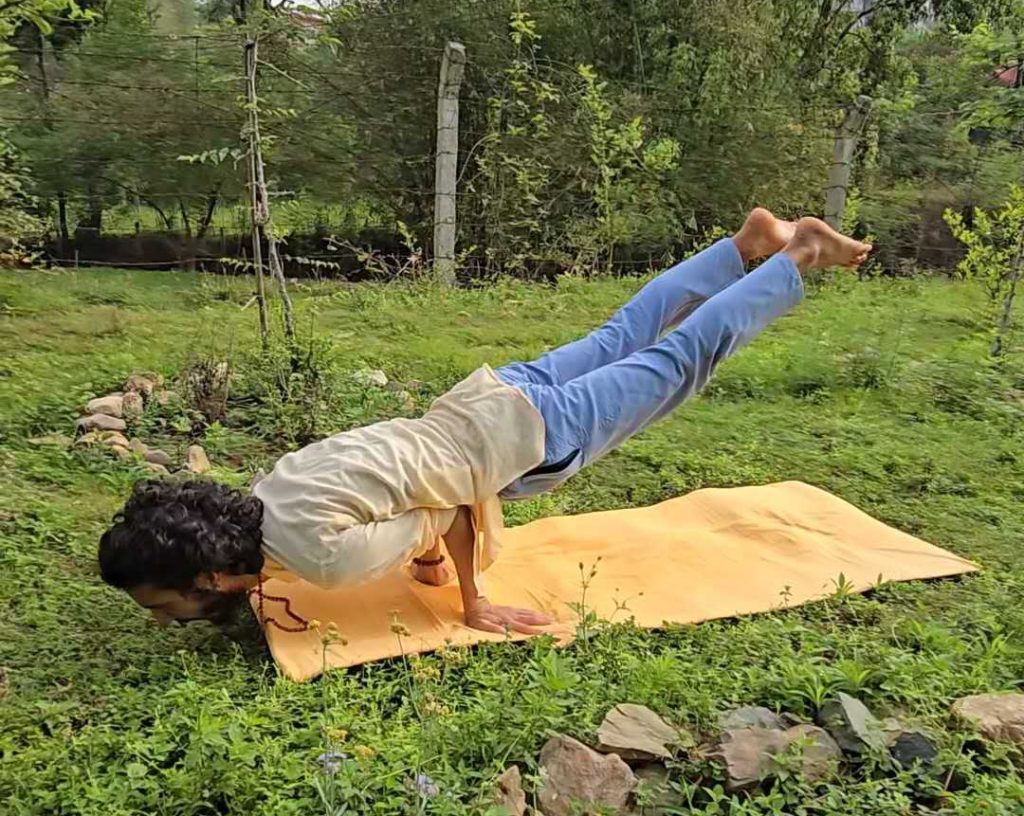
[944,185,1024,355]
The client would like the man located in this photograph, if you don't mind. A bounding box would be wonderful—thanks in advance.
[98,212,871,634]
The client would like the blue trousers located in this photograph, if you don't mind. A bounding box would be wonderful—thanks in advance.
[497,238,804,499]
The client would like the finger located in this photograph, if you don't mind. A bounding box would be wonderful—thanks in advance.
[469,617,508,635]
[495,606,555,626]
[512,609,554,626]
[506,620,546,636]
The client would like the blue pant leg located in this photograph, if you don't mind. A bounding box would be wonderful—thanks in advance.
[497,238,745,387]
[500,252,803,499]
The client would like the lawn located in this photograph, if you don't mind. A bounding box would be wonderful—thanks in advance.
[0,265,1022,814]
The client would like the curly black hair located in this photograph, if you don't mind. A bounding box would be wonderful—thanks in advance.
[98,479,265,591]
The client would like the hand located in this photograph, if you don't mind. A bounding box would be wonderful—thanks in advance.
[464,596,553,635]
[411,559,454,587]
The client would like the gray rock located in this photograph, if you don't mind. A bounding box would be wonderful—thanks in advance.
[74,432,103,447]
[783,725,842,783]
[538,734,636,816]
[816,693,887,756]
[122,391,144,419]
[86,394,124,418]
[353,368,388,388]
[889,730,939,771]
[708,724,841,792]
[707,728,789,792]
[718,706,787,732]
[597,703,683,761]
[492,766,526,816]
[186,444,211,474]
[144,448,173,467]
[129,438,147,455]
[110,444,132,461]
[396,390,415,412]
[125,372,162,397]
[144,462,169,475]
[952,693,1024,746]
[97,431,129,449]
[632,763,681,816]
[76,414,127,434]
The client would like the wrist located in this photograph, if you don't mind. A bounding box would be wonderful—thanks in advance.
[413,554,445,567]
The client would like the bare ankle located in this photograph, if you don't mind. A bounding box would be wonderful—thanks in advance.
[783,243,816,273]
[733,234,755,265]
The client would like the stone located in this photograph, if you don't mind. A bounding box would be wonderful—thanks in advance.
[783,725,842,783]
[597,703,683,761]
[492,766,526,816]
[85,394,124,418]
[880,717,903,746]
[129,438,147,455]
[122,391,144,419]
[76,414,127,434]
[816,693,887,756]
[97,431,129,449]
[154,390,182,408]
[708,725,841,792]
[631,763,681,816]
[125,371,163,398]
[538,734,636,816]
[144,462,169,475]
[353,368,388,388]
[144,448,173,467]
[396,390,415,412]
[718,706,787,732]
[186,444,211,474]
[708,728,789,792]
[28,434,74,448]
[110,445,132,461]
[952,693,1024,746]
[889,731,939,771]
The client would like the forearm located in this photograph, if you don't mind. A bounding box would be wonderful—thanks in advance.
[442,506,481,612]
[442,506,552,635]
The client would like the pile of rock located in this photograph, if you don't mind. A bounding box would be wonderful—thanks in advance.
[487,692,1024,815]
[68,371,209,476]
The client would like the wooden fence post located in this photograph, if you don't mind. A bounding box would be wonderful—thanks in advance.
[825,95,871,231]
[244,38,270,347]
[433,41,466,287]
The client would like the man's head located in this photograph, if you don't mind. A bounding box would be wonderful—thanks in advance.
[98,479,265,625]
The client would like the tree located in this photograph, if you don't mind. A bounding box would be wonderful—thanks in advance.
[0,0,81,256]
[945,186,1024,357]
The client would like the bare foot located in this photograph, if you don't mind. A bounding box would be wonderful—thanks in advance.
[733,207,797,263]
[783,217,872,273]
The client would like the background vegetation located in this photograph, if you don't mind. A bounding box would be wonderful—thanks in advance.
[3,0,1024,813]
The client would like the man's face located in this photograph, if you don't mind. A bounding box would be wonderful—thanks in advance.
[128,584,247,626]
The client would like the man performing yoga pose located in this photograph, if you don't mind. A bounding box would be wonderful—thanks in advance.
[99,212,871,635]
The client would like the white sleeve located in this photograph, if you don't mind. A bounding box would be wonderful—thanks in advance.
[310,507,455,590]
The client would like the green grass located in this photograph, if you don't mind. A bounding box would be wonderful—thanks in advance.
[1,266,1023,814]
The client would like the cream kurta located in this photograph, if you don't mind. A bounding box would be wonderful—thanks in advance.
[253,365,545,588]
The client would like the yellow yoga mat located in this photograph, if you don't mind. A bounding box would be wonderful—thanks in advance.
[253,481,978,682]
